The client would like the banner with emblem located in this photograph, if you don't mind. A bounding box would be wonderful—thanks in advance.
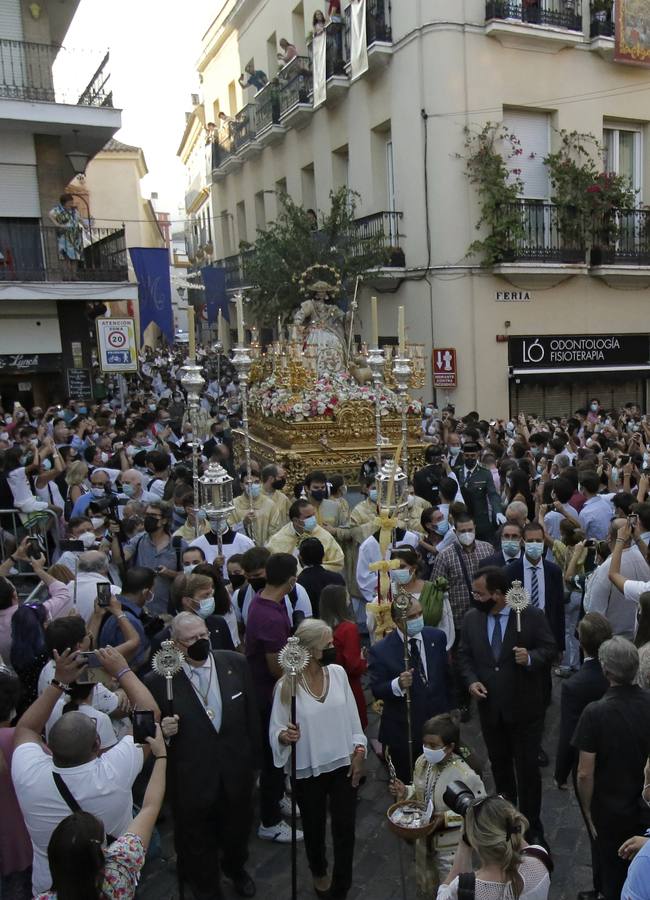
[615,0,650,67]
[129,247,174,343]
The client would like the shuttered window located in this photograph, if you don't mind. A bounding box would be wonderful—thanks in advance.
[0,164,40,216]
[0,0,24,40]
[503,109,550,199]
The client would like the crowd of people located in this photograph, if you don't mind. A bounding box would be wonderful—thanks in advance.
[2,358,650,900]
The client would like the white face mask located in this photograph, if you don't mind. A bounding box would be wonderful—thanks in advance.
[183,564,196,575]
[90,517,105,530]
[80,531,96,549]
[457,530,475,547]
[422,746,446,765]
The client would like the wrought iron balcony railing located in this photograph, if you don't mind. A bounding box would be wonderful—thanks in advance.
[344,0,393,59]
[592,209,650,265]
[0,40,113,106]
[232,104,257,152]
[348,211,404,263]
[278,56,312,117]
[254,83,282,135]
[590,1,614,36]
[0,219,127,282]
[485,0,583,31]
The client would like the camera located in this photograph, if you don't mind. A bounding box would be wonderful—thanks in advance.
[442,780,477,818]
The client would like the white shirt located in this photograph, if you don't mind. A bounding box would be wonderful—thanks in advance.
[356,531,420,603]
[12,736,143,894]
[269,664,366,778]
[37,660,119,716]
[45,695,117,750]
[523,556,546,611]
[234,582,312,625]
[436,852,550,900]
[190,531,255,577]
[585,545,650,639]
[74,571,120,622]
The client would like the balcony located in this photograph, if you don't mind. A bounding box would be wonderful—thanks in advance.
[494,200,588,286]
[485,0,585,51]
[278,56,313,128]
[589,2,615,55]
[590,209,650,287]
[0,219,128,295]
[222,252,255,291]
[350,210,405,287]
[344,0,393,73]
[254,83,285,146]
[232,104,261,160]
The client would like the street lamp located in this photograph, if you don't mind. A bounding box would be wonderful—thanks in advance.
[65,130,90,177]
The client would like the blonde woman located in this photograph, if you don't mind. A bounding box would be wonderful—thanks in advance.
[437,796,551,899]
[269,619,366,900]
[64,460,89,512]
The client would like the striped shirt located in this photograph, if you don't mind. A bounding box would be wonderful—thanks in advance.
[431,539,495,628]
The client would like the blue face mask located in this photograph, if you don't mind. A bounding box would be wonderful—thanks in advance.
[391,568,412,585]
[406,615,424,637]
[369,489,378,503]
[246,483,261,499]
[435,520,449,536]
[122,483,135,497]
[91,487,106,498]
[196,596,215,619]
[501,539,521,559]
[41,458,52,471]
[78,406,87,415]
[302,515,317,532]
[525,541,544,561]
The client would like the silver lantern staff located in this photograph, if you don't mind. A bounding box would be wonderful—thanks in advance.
[151,640,185,717]
[392,352,412,481]
[232,292,255,538]
[278,636,310,900]
[198,460,235,557]
[505,580,530,634]
[180,351,206,539]
[367,345,386,470]
[392,586,415,779]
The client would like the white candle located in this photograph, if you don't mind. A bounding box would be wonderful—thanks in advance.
[217,309,224,345]
[371,295,378,348]
[236,294,245,345]
[187,305,196,361]
[398,305,405,355]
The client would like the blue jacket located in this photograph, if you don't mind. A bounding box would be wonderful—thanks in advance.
[368,626,450,750]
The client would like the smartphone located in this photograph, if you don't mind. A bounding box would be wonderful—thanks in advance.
[26,538,42,559]
[96,583,112,608]
[629,514,639,527]
[621,454,630,465]
[59,539,84,553]
[584,539,596,548]
[79,650,102,667]
[132,709,156,744]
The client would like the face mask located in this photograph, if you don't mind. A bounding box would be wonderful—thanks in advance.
[229,572,246,589]
[369,489,378,503]
[183,564,196,575]
[29,437,39,447]
[319,647,337,667]
[590,403,598,412]
[196,509,207,521]
[465,458,477,470]
[405,494,415,508]
[91,487,106,498]
[525,541,544,561]
[302,515,317,532]
[80,531,96,549]
[246,483,261,499]
[41,458,52,471]
[406,615,424,637]
[210,519,228,534]
[248,576,266,593]
[501,540,521,559]
[90,517,105,530]
[78,407,87,415]
[122,483,135,498]
[196,596,215,619]
[186,637,211,662]
[435,520,449,536]
[173,505,186,517]
[272,478,286,491]
[144,515,161,533]
[448,446,461,457]
[100,452,110,464]
[424,407,433,417]
[148,404,157,412]
[457,531,475,547]
[391,568,412,585]
[422,746,446,765]
[310,489,327,503]
[475,596,496,614]
[641,532,650,544]
[109,418,116,427]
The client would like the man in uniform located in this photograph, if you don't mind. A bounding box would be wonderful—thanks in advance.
[453,442,505,541]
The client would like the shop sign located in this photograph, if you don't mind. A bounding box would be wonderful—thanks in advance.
[433,347,457,388]
[495,290,532,302]
[509,334,650,369]
[0,353,63,374]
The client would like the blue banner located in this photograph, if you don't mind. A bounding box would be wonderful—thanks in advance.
[129,247,174,344]
[200,265,228,325]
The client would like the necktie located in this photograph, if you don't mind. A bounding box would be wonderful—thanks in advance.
[530,567,539,607]
[192,665,209,695]
[491,615,503,661]
[409,639,427,684]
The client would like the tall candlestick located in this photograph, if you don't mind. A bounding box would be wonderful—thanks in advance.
[187,305,196,361]
[217,309,224,345]
[371,295,379,348]
[277,315,282,340]
[236,293,245,345]
[398,306,405,355]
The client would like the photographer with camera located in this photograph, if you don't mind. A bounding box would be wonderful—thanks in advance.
[436,793,551,899]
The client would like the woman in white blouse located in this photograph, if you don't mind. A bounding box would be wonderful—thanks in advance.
[437,796,551,900]
[270,618,366,900]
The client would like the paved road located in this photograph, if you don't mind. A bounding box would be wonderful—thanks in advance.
[137,675,592,900]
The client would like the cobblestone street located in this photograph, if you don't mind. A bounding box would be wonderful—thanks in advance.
[137,676,591,900]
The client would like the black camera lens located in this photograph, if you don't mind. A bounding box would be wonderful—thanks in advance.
[442,780,477,817]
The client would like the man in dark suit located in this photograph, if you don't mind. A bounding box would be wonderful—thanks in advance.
[297,536,345,617]
[555,613,612,900]
[459,566,557,841]
[368,598,451,781]
[413,444,447,505]
[147,611,260,900]
[452,441,505,541]
[481,522,524,569]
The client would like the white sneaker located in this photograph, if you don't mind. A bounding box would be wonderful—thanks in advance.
[257,820,303,843]
[279,794,301,818]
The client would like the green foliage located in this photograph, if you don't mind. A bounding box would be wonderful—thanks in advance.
[462,122,525,266]
[241,187,388,324]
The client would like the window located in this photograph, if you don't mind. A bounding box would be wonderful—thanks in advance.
[220,210,232,256]
[502,109,550,199]
[292,1,306,53]
[275,177,287,197]
[603,125,642,194]
[301,164,316,211]
[255,191,266,230]
[266,34,278,75]
[228,80,237,115]
[332,143,349,192]
[236,200,248,244]
[212,99,221,122]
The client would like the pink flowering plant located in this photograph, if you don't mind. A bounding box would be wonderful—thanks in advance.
[249,371,422,423]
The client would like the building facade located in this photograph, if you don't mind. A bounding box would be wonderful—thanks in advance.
[179,0,650,417]
[0,0,135,408]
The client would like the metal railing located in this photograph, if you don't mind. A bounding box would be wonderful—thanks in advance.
[500,201,586,263]
[278,56,312,117]
[0,39,113,106]
[0,509,60,598]
[485,0,583,30]
[0,220,128,282]
[232,104,256,152]
[344,0,393,59]
[592,209,650,265]
[210,128,235,170]
[349,210,404,259]
[590,1,614,36]
[254,83,282,135]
